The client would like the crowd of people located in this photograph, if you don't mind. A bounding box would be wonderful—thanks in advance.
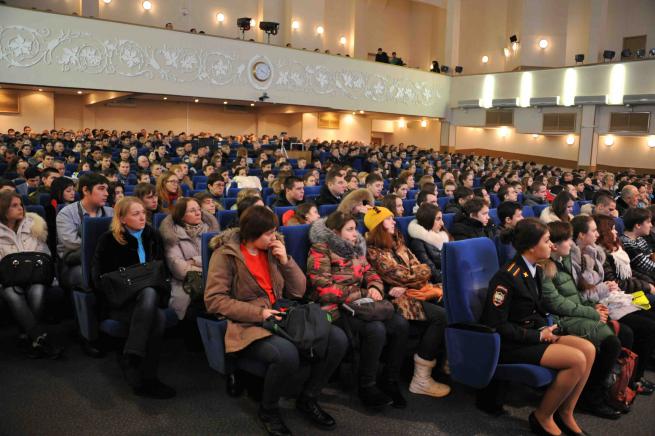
[2,126,655,435]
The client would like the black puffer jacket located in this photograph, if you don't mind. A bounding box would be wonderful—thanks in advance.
[451,217,498,241]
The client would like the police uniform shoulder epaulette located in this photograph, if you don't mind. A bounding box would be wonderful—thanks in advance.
[506,262,521,277]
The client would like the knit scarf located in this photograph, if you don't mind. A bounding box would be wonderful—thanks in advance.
[610,248,632,280]
[184,222,206,240]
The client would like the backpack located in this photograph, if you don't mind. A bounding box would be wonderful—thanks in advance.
[607,321,638,409]
[263,300,331,362]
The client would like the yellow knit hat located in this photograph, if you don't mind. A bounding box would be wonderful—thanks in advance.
[364,206,394,231]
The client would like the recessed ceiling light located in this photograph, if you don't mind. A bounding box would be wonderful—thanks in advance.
[216,12,224,22]
[38,88,43,92]
[163,97,167,100]
[77,91,83,94]
[316,26,324,35]
[142,1,152,11]
[194,98,199,103]
[223,101,228,104]
[359,110,364,114]
[250,103,255,106]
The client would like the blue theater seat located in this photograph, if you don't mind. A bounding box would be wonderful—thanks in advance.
[614,216,624,236]
[532,203,549,217]
[217,210,237,229]
[488,208,500,226]
[489,194,500,209]
[521,205,535,218]
[25,204,45,220]
[318,204,338,217]
[438,196,452,211]
[303,186,322,197]
[396,216,413,243]
[443,213,456,232]
[153,212,167,229]
[441,238,555,391]
[274,206,295,223]
[280,224,311,273]
[223,197,237,210]
[402,199,415,216]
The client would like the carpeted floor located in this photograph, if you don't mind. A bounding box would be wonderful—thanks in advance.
[0,321,653,436]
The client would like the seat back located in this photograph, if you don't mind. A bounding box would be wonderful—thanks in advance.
[438,196,452,211]
[442,237,499,324]
[396,216,413,243]
[304,186,321,196]
[489,194,500,208]
[274,206,295,223]
[318,204,338,217]
[532,203,549,217]
[217,210,237,229]
[494,235,516,266]
[522,205,535,218]
[201,232,219,289]
[443,213,456,232]
[81,217,113,290]
[280,224,311,272]
[25,204,46,220]
[614,216,625,236]
[488,208,500,225]
[153,212,167,229]
[402,199,415,216]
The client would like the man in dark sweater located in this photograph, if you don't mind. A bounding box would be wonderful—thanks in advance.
[272,176,305,208]
[316,169,347,206]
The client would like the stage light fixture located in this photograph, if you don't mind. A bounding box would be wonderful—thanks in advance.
[237,17,252,39]
[575,54,584,63]
[635,48,646,58]
[603,50,615,62]
[621,49,632,58]
[440,65,450,73]
[455,66,463,73]
[259,21,279,43]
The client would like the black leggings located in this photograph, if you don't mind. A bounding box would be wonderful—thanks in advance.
[239,324,348,410]
[124,287,166,379]
[60,264,82,291]
[619,310,655,380]
[411,301,447,361]
[335,312,409,387]
[589,334,622,387]
[0,284,46,340]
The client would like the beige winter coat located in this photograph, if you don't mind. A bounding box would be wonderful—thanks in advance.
[0,212,50,260]
[159,211,219,319]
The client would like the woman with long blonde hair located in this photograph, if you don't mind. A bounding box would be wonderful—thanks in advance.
[92,197,174,399]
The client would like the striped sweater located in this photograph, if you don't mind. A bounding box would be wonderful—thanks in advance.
[619,234,655,278]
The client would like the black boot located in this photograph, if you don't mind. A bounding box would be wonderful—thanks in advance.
[258,406,292,436]
[377,379,407,409]
[119,352,143,389]
[296,395,336,429]
[358,384,392,409]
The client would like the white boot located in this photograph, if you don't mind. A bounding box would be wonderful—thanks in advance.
[409,354,451,398]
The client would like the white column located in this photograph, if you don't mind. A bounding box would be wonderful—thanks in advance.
[587,0,609,63]
[444,0,461,68]
[578,104,598,169]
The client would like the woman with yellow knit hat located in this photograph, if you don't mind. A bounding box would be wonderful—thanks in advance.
[365,207,451,400]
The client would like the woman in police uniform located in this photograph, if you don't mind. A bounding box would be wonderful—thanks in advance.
[481,218,596,436]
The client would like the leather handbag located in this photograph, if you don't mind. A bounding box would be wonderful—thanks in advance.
[0,252,54,289]
[341,298,395,321]
[182,270,204,301]
[99,260,171,308]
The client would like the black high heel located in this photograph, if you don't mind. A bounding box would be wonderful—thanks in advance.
[554,411,589,436]
[529,412,562,436]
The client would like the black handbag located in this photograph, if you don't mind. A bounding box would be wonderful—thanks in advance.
[0,252,54,289]
[182,270,204,301]
[341,298,395,321]
[99,260,171,308]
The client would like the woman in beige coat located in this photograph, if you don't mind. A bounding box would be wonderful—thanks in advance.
[0,192,61,358]
[204,206,347,436]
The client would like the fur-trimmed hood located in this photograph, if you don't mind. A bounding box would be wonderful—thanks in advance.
[26,212,48,243]
[309,217,366,258]
[0,212,49,259]
[337,188,375,214]
[159,210,219,246]
[407,219,449,250]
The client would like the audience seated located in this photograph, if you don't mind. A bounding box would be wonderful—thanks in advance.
[481,218,597,436]
[571,215,655,394]
[540,191,575,223]
[307,211,407,410]
[451,197,497,240]
[316,168,347,206]
[0,191,62,358]
[541,221,624,418]
[204,206,347,434]
[364,207,451,401]
[524,181,548,206]
[91,197,174,398]
[282,202,319,226]
[407,203,450,283]
[56,173,113,291]
[383,193,404,217]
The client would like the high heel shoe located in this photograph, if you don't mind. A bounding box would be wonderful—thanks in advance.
[554,411,589,436]
[528,412,562,436]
